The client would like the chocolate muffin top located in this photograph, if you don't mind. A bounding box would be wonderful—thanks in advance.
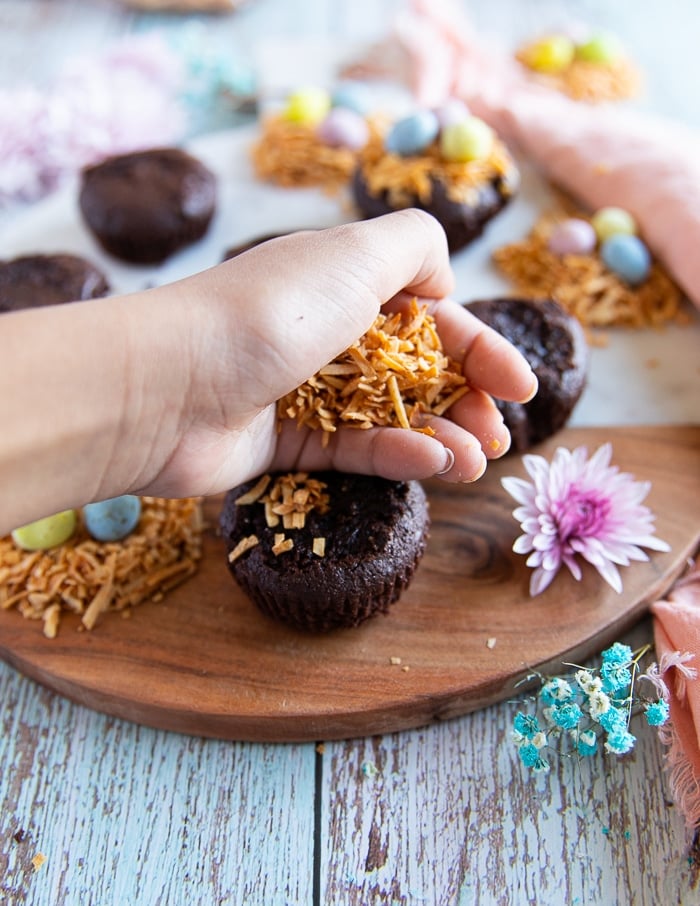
[221,471,430,632]
[79,147,217,264]
[466,297,589,451]
[0,253,110,313]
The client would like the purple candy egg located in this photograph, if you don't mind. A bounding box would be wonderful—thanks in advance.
[548,218,597,256]
[435,98,471,129]
[317,107,369,150]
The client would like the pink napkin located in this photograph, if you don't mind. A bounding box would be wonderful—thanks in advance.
[382,0,700,310]
[651,561,700,830]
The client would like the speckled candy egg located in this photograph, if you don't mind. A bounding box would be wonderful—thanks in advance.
[12,510,77,551]
[548,218,597,256]
[317,107,369,150]
[331,81,373,116]
[83,495,142,543]
[434,98,471,129]
[385,111,440,157]
[525,34,576,73]
[600,234,651,285]
[283,88,331,126]
[440,116,493,162]
[591,206,637,242]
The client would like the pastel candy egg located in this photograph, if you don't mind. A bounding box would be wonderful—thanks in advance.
[600,234,651,285]
[317,107,369,150]
[12,510,77,551]
[548,218,597,256]
[525,34,576,73]
[283,88,331,126]
[331,81,373,116]
[440,116,494,162]
[576,33,623,65]
[591,206,637,241]
[83,495,142,542]
[385,111,440,157]
[434,98,471,129]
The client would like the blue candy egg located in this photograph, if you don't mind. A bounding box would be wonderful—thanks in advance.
[385,111,440,157]
[600,234,651,285]
[332,81,373,116]
[83,495,142,542]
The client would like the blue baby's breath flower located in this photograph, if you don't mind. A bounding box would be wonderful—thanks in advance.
[519,743,550,773]
[602,642,633,666]
[550,701,583,730]
[576,729,598,757]
[601,662,632,694]
[587,690,611,720]
[644,699,670,727]
[540,677,575,705]
[604,729,636,755]
[513,712,540,739]
[598,705,627,733]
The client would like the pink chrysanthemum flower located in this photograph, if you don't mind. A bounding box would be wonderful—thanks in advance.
[501,443,670,596]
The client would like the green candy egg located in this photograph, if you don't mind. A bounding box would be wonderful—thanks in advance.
[283,88,331,126]
[440,116,494,163]
[591,206,637,242]
[575,33,623,65]
[12,510,77,551]
[526,35,576,73]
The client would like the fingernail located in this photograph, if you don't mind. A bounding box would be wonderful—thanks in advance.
[435,446,455,475]
[522,375,539,403]
[462,453,487,483]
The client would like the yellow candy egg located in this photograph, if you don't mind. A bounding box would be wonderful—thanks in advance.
[440,117,494,163]
[12,510,77,551]
[283,88,331,126]
[591,207,637,242]
[525,35,576,74]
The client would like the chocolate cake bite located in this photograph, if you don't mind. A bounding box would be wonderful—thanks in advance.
[79,148,217,264]
[465,297,588,451]
[221,471,430,632]
[0,253,110,313]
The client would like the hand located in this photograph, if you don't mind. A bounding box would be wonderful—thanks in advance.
[136,209,536,496]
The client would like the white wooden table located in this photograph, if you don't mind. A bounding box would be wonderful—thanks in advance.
[0,2,698,904]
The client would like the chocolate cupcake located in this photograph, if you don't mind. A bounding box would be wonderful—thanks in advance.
[465,297,588,451]
[0,253,110,313]
[352,106,519,253]
[221,471,429,632]
[79,148,217,264]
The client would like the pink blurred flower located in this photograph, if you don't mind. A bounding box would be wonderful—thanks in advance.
[502,443,670,596]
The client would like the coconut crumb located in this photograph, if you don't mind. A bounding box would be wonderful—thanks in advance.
[228,534,259,563]
[272,535,294,556]
[31,853,46,871]
[279,299,468,445]
[486,637,497,649]
[312,537,326,557]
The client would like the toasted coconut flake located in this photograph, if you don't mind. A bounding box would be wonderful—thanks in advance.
[235,474,272,506]
[272,535,294,556]
[516,48,641,102]
[1,498,203,636]
[228,534,259,563]
[278,299,467,443]
[312,537,326,557]
[251,114,374,192]
[493,211,683,328]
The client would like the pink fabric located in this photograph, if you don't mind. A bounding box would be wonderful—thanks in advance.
[651,561,700,830]
[386,0,700,309]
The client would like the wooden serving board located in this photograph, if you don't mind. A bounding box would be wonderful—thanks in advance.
[1,425,698,742]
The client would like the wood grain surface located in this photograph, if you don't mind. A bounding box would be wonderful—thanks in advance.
[1,425,697,742]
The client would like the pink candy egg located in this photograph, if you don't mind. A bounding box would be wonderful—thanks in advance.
[434,98,471,128]
[317,107,369,150]
[548,218,597,256]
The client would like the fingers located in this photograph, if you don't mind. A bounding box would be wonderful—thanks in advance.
[383,296,537,403]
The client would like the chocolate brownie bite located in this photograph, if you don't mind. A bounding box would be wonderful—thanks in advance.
[0,253,110,313]
[465,297,589,451]
[79,148,217,264]
[221,471,430,632]
[352,107,519,253]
